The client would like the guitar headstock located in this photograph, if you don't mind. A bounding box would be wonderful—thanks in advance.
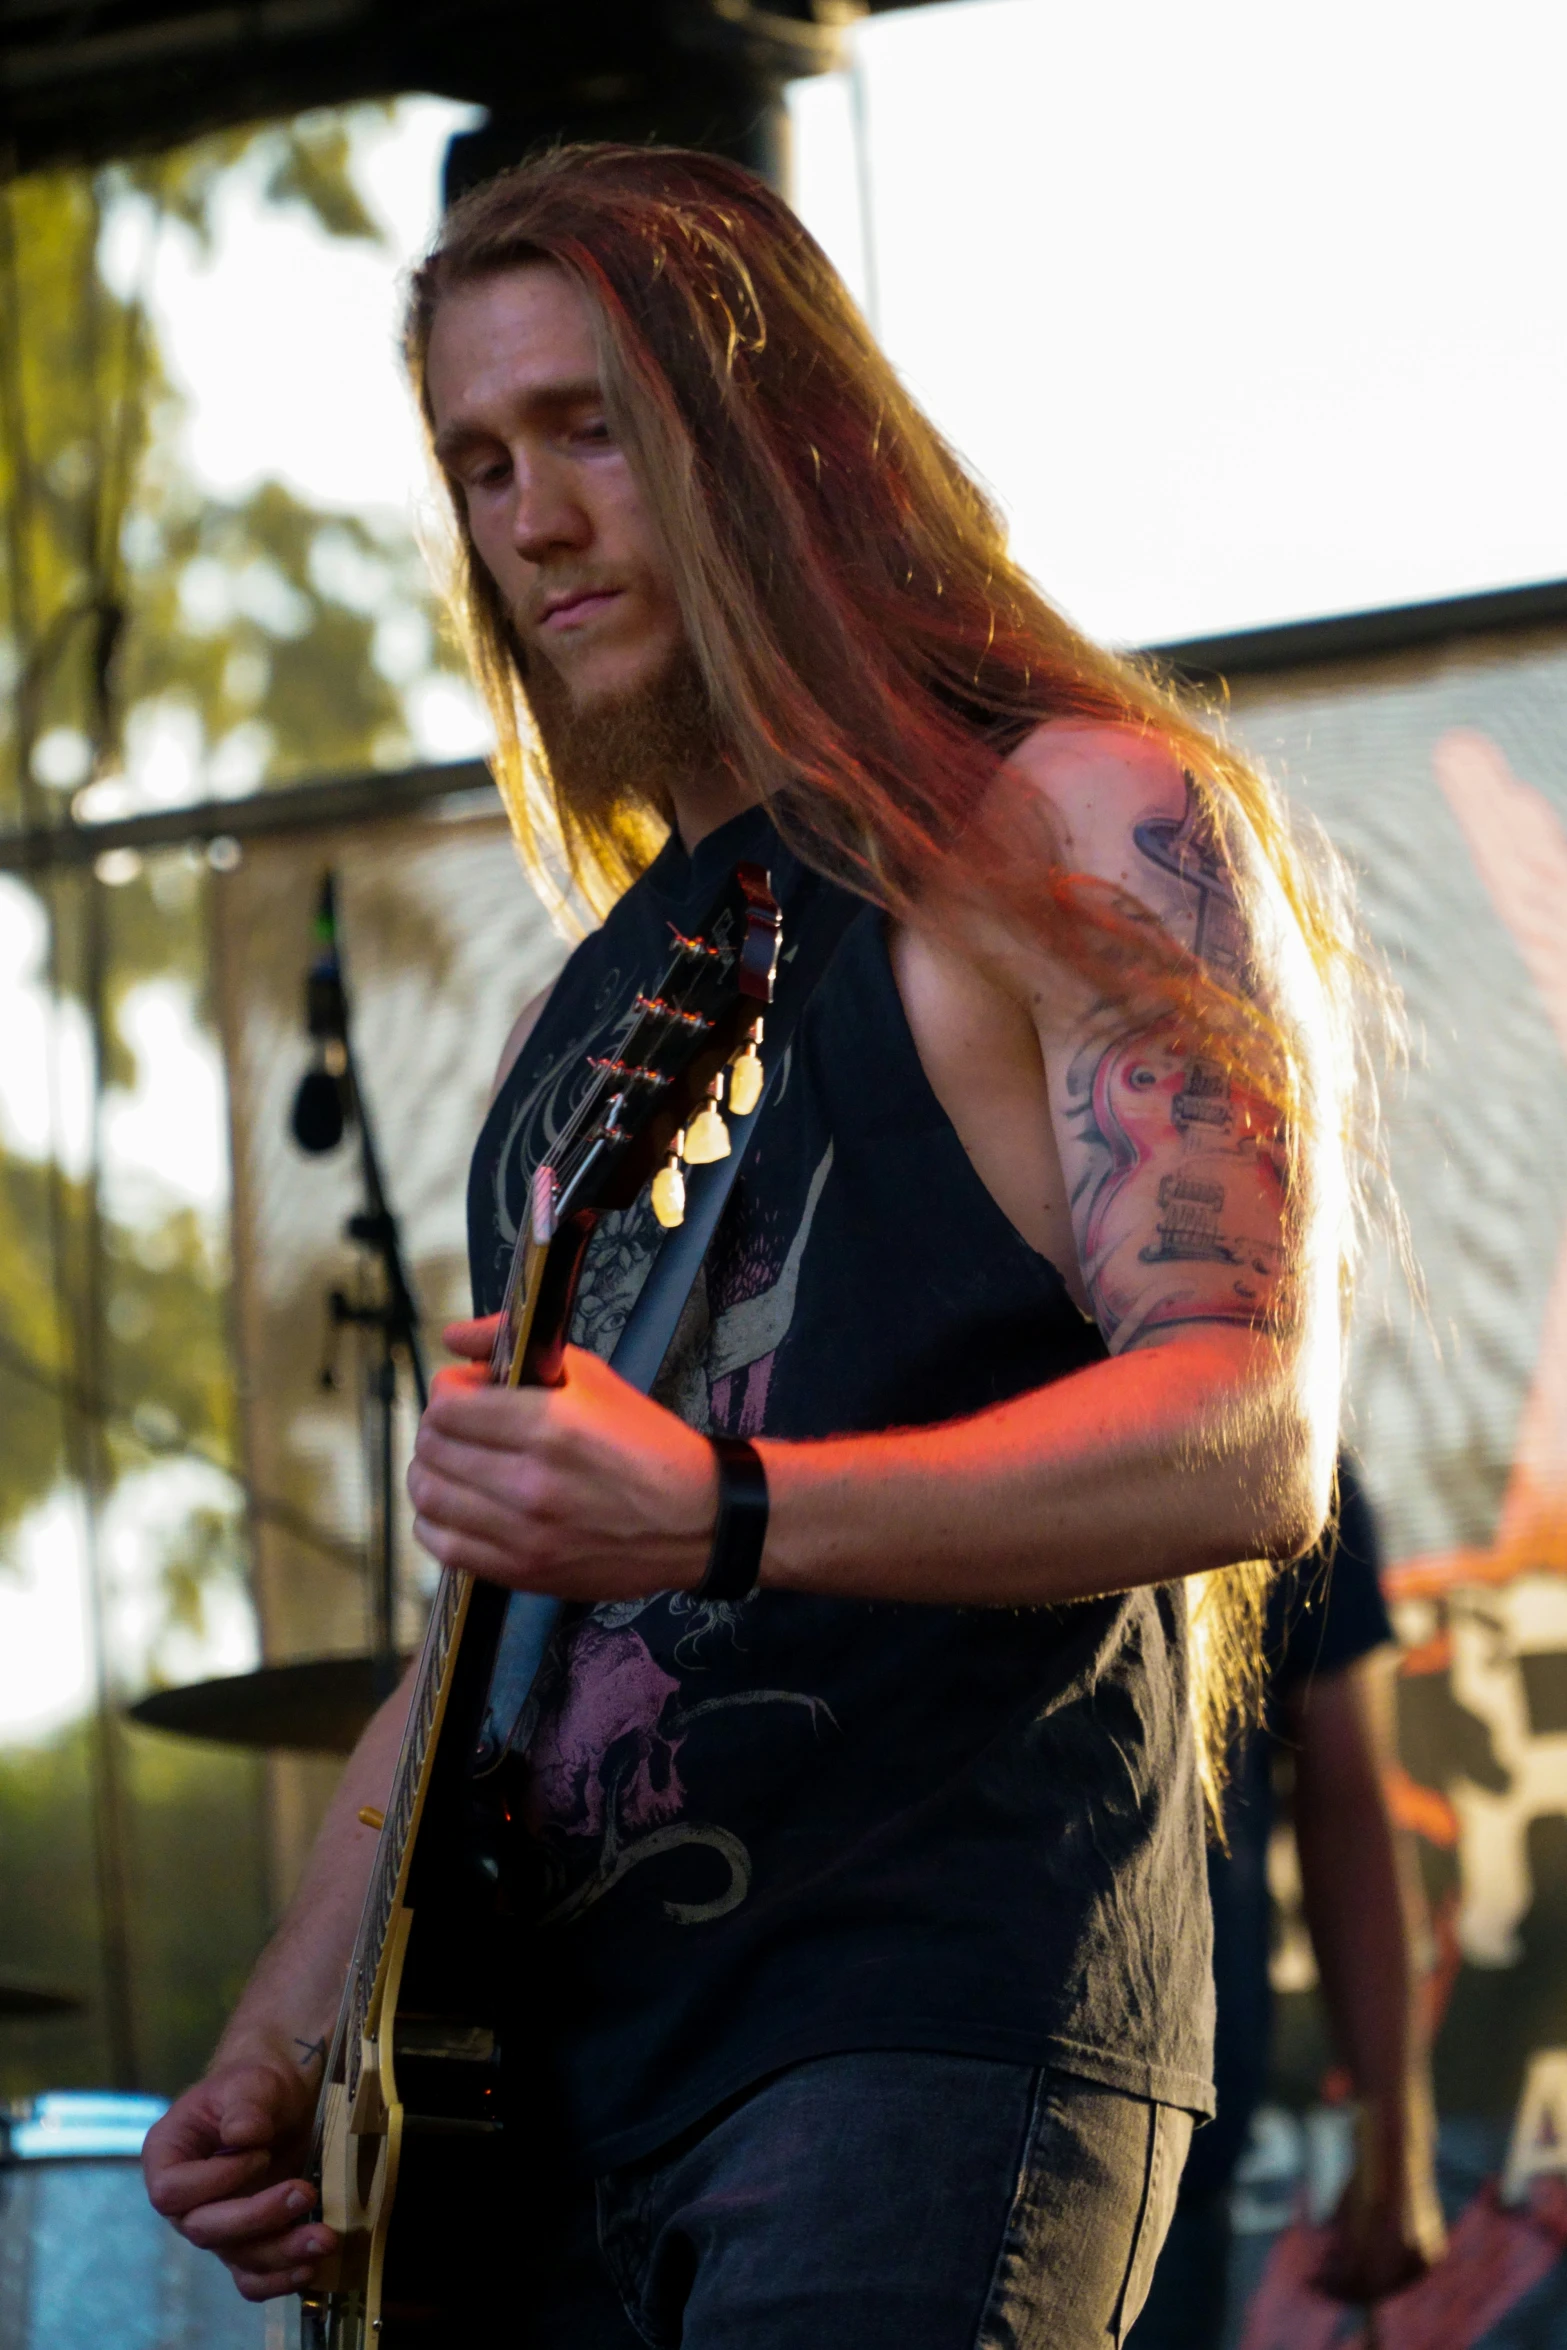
[493,860,781,1388]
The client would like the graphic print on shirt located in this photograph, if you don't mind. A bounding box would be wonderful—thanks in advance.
[521,1128,841,1930]
[480,960,633,1300]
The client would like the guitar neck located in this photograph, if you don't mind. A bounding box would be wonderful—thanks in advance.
[315,1559,471,2136]
[311,1225,559,2160]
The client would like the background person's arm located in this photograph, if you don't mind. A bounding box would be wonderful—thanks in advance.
[1287,1653,1447,2299]
[142,1664,413,2300]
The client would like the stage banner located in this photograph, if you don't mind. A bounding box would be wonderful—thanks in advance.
[1217,618,1567,2346]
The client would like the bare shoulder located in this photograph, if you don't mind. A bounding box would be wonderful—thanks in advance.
[1003,718,1189,857]
[488,982,556,1109]
[1005,713,1183,791]
[1002,716,1281,1007]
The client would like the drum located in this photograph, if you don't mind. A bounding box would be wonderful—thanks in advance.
[0,2093,273,2349]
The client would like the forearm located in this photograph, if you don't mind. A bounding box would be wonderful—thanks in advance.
[212,1669,414,2074]
[1297,1811,1421,2143]
[759,1327,1328,1607]
[1291,1666,1429,2151]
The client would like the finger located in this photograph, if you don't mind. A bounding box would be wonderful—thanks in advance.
[411,1419,556,1507]
[412,1513,531,1586]
[406,1458,533,1549]
[176,2179,321,2254]
[230,2250,334,2304]
[145,2086,276,2168]
[211,2218,337,2276]
[210,2082,296,2148]
[443,1314,502,1361]
[146,2145,271,2219]
[423,1381,553,1446]
[430,1361,495,1404]
[558,1343,634,1395]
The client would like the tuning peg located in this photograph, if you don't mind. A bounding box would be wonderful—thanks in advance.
[683,1075,731,1165]
[652,1140,687,1229]
[728,1019,764,1118]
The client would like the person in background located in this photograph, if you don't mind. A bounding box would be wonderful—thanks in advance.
[1129,1459,1447,2349]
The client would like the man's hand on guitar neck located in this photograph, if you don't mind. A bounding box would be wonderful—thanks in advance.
[142,1666,414,2302]
[411,1316,720,1599]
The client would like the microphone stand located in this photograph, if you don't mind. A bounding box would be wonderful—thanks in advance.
[297,874,428,1701]
[329,1019,428,1699]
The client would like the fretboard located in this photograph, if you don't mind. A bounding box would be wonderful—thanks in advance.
[319,1558,470,2120]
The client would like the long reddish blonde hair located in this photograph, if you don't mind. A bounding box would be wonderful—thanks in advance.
[405,143,1380,1801]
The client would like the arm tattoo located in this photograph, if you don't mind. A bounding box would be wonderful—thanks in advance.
[294,2036,326,2070]
[1131,773,1253,994]
[1050,772,1285,1348]
[1066,1017,1286,1350]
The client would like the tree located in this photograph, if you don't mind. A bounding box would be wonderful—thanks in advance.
[0,106,470,2091]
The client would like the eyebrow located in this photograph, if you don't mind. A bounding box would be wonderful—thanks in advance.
[432,375,606,468]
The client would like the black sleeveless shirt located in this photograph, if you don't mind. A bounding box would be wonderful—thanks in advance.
[468,806,1215,2170]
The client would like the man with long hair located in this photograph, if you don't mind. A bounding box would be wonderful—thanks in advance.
[144,146,1362,2345]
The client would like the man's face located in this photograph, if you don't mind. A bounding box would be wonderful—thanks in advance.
[426,264,685,712]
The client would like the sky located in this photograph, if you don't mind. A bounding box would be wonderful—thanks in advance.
[132,0,1567,649]
[793,0,1567,644]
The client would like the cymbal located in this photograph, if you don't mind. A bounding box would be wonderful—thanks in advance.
[0,1983,84,2019]
[127,1656,410,1755]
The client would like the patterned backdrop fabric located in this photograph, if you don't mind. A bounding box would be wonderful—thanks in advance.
[1220,624,1567,2347]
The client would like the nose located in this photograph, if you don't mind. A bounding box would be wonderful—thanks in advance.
[509,447,590,566]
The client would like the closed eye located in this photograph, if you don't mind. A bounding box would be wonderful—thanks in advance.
[460,454,511,491]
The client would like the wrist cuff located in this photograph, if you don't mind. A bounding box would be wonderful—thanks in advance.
[697,1436,769,1604]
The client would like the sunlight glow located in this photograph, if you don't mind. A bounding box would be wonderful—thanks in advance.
[102,981,229,1223]
[0,884,227,1213]
[789,0,1567,644]
[0,878,94,1176]
[0,1493,93,1741]
[109,98,478,523]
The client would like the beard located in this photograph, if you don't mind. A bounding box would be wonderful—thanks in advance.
[519,637,727,836]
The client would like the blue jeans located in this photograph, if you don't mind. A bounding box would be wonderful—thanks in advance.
[1122,2192,1232,2350]
[514,2053,1193,2349]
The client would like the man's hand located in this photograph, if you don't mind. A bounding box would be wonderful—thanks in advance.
[1315,2125,1447,2302]
[142,2056,336,2303]
[407,1317,718,1599]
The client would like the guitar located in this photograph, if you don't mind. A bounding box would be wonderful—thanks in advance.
[300,861,782,2349]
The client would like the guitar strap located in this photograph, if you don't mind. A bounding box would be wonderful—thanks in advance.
[474,875,866,1764]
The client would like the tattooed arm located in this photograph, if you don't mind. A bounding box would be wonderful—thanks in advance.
[1046,742,1291,1353]
[407,723,1340,1615]
[732,725,1336,1604]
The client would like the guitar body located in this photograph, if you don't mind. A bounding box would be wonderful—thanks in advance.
[301,863,781,2350]
[305,1576,520,2348]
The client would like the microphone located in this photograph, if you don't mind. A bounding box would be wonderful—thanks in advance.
[290,874,355,1155]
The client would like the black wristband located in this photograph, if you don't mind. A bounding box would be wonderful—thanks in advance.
[697,1435,769,1603]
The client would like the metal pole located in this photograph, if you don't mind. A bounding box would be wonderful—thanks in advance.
[77,864,140,2088]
